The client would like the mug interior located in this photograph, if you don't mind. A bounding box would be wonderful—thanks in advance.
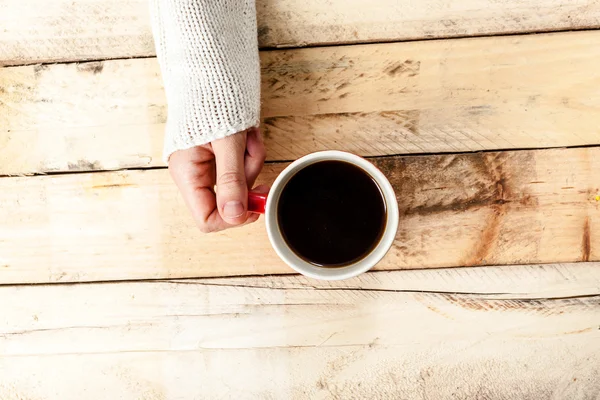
[265,151,399,280]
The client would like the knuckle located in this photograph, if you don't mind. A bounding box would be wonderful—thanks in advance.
[218,171,246,188]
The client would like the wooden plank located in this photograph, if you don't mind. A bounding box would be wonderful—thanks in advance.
[0,147,598,284]
[1,264,599,398]
[0,0,153,67]
[2,31,600,176]
[2,0,600,65]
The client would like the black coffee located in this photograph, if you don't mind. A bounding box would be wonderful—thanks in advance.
[277,160,387,267]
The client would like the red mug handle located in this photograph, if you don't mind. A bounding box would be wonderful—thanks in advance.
[248,191,268,214]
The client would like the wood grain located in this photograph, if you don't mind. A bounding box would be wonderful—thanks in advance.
[0,147,598,284]
[2,0,600,65]
[2,30,600,176]
[1,264,599,398]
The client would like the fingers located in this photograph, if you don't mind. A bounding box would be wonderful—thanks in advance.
[169,146,222,233]
[245,127,267,188]
[211,131,250,225]
[169,129,267,234]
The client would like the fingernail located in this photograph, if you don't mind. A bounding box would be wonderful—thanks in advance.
[223,201,244,219]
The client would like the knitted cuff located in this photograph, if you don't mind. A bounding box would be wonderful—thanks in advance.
[150,0,261,163]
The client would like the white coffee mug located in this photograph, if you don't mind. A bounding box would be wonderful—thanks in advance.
[249,151,399,280]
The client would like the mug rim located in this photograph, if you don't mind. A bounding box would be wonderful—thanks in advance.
[264,150,399,280]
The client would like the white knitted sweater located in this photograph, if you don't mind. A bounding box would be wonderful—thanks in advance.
[150,0,261,162]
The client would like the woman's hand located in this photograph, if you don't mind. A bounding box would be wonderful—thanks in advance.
[168,128,267,233]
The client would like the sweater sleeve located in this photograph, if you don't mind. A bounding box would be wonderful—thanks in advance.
[149,0,261,163]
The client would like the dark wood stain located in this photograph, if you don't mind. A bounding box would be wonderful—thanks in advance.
[520,193,538,207]
[76,61,104,75]
[445,294,600,315]
[261,122,273,140]
[467,205,505,265]
[401,196,507,217]
[378,110,420,134]
[67,160,102,171]
[386,63,405,76]
[375,152,520,215]
[263,110,420,140]
[257,25,271,42]
[467,105,494,116]
[564,327,593,335]
[582,217,591,262]
[440,19,458,27]
[465,154,512,265]
[373,151,538,265]
[385,60,420,77]
[33,64,49,77]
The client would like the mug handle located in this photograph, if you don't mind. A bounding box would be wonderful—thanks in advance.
[248,192,268,214]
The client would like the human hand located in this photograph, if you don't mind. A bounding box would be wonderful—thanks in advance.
[168,128,267,233]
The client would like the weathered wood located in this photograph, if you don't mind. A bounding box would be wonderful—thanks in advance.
[2,0,599,65]
[1,264,599,398]
[0,147,597,284]
[2,30,600,176]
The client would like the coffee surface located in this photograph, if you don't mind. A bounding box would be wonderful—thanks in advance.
[277,160,387,267]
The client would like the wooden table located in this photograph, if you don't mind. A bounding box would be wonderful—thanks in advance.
[1,0,599,398]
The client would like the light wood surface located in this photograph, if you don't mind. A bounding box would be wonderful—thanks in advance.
[1,263,599,398]
[0,147,597,284]
[2,0,599,65]
[2,30,600,176]
[2,0,599,396]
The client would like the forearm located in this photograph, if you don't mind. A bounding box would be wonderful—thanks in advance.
[150,0,261,162]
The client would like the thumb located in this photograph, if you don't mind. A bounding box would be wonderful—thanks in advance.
[211,132,249,225]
